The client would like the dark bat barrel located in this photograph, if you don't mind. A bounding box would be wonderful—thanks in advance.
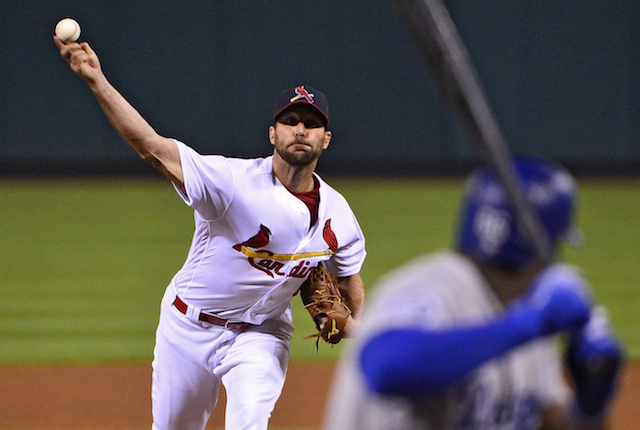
[392,0,553,264]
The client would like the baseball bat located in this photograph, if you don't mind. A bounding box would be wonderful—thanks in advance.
[392,0,553,264]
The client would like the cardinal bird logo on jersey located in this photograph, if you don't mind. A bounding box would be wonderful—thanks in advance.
[323,219,339,252]
[233,221,337,278]
[233,224,271,251]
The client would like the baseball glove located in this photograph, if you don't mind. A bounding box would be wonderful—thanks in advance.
[299,262,352,345]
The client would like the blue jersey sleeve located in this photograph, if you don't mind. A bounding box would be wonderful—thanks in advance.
[359,304,542,397]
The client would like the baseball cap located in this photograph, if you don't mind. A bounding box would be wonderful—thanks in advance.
[273,85,329,125]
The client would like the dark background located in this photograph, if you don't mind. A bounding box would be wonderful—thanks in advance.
[1,1,638,177]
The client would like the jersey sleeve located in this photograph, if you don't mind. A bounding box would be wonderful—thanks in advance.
[325,208,367,278]
[172,139,234,221]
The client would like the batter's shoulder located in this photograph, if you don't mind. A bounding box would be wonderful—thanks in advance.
[373,251,480,296]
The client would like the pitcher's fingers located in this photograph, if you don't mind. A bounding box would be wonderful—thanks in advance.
[55,36,83,61]
[80,42,95,55]
[53,35,66,49]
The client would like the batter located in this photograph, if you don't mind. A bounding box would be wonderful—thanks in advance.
[54,36,366,430]
[324,158,622,430]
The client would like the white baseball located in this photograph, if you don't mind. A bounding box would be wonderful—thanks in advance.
[55,18,81,42]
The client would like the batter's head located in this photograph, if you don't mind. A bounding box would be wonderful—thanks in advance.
[274,85,329,126]
[456,157,577,270]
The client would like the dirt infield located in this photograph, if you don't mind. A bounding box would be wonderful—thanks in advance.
[0,362,637,429]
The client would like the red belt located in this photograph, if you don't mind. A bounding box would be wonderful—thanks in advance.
[172,296,253,331]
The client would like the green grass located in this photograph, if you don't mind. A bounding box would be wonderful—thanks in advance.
[0,177,638,363]
[561,180,640,357]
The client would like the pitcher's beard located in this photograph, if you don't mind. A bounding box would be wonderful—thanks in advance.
[275,142,323,167]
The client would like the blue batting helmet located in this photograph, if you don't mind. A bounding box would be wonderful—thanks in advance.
[456,157,577,270]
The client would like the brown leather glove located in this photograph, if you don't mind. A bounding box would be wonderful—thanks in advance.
[299,262,352,344]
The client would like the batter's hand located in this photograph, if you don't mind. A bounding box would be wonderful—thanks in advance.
[567,306,624,420]
[527,264,592,335]
[528,264,592,335]
[508,264,592,339]
[54,36,102,85]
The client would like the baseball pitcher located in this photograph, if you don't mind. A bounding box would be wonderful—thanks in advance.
[54,35,366,430]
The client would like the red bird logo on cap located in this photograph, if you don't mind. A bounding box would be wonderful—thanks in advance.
[233,224,272,251]
[291,86,315,104]
[323,219,338,252]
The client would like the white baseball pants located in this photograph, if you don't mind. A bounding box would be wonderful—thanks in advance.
[151,287,291,430]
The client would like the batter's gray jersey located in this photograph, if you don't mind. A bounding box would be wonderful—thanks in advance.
[324,252,570,430]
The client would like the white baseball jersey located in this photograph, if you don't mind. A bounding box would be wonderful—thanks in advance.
[324,251,570,430]
[169,139,366,326]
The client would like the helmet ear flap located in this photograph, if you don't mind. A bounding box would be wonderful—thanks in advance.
[456,157,576,270]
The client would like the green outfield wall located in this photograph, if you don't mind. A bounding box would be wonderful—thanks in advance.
[1,1,638,176]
